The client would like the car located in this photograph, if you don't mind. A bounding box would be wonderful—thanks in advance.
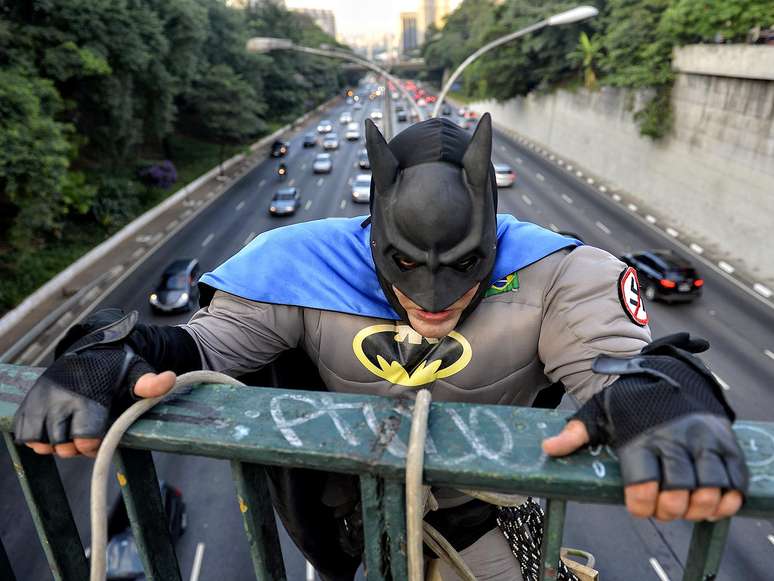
[345,97,354,105]
[357,148,370,169]
[322,133,340,150]
[313,152,333,173]
[369,110,383,121]
[351,173,372,203]
[270,140,289,157]
[339,111,353,124]
[441,104,452,116]
[345,122,361,141]
[269,187,301,216]
[302,133,317,148]
[494,164,517,187]
[104,482,186,580]
[317,119,333,133]
[149,259,200,313]
[620,250,704,303]
[396,110,408,122]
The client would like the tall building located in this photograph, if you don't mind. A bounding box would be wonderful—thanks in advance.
[417,0,457,44]
[400,12,418,56]
[291,8,336,38]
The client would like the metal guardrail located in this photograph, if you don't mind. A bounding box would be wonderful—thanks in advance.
[1,363,773,580]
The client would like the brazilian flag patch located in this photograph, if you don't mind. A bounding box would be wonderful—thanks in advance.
[485,272,519,297]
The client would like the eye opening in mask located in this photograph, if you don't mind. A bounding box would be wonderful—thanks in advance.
[453,254,480,273]
[393,253,419,271]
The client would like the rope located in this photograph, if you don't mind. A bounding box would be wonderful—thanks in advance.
[406,388,432,581]
[90,371,244,581]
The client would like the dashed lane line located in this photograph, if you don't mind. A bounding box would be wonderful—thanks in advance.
[713,372,730,391]
[718,261,735,274]
[690,243,704,254]
[301,163,307,170]
[304,200,312,210]
[521,194,533,206]
[536,173,545,182]
[764,350,774,362]
[649,558,671,581]
[557,159,564,166]
[627,203,638,212]
[235,201,245,211]
[340,200,347,209]
[561,194,573,204]
[575,171,583,177]
[768,534,774,546]
[646,214,657,224]
[586,178,594,185]
[190,542,206,581]
[288,179,296,186]
[666,227,679,238]
[201,233,214,247]
[244,231,255,246]
[599,185,607,192]
[258,179,266,187]
[612,193,622,202]
[595,221,611,235]
[131,247,145,259]
[754,283,773,298]
[548,223,559,232]
[316,177,324,187]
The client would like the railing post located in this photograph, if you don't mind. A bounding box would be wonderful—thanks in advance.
[113,448,182,581]
[360,475,390,580]
[383,479,408,580]
[2,433,88,581]
[682,518,731,581]
[231,461,287,580]
[539,498,567,581]
[0,533,15,581]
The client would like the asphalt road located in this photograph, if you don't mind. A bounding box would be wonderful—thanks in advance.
[2,86,773,581]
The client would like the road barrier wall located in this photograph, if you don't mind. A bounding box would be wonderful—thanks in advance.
[466,44,774,287]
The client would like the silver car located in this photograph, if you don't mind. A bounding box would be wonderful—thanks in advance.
[351,173,371,203]
[313,153,333,174]
[323,133,340,150]
[345,122,360,141]
[369,110,383,121]
[339,111,353,124]
[317,119,333,133]
[494,164,516,187]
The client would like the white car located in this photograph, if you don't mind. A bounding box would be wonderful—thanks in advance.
[369,110,383,121]
[351,173,372,203]
[345,122,361,141]
[317,119,333,133]
[339,111,353,124]
[322,133,340,150]
[312,153,333,174]
[494,164,516,188]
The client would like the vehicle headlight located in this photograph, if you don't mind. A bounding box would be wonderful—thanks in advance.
[176,292,189,307]
[270,206,277,211]
[149,293,158,303]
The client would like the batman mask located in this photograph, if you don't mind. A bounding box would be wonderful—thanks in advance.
[364,113,498,322]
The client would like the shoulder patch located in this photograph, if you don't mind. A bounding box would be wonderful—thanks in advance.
[618,267,648,326]
[484,272,519,297]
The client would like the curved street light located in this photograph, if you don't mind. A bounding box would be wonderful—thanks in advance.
[246,37,425,123]
[431,5,599,118]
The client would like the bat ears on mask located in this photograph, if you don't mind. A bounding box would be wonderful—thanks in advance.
[364,118,399,195]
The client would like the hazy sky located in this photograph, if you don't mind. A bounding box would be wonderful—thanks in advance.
[285,0,442,39]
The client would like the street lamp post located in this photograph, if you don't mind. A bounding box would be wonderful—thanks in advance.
[246,38,425,122]
[431,5,599,118]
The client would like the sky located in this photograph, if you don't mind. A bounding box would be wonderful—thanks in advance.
[284,0,453,40]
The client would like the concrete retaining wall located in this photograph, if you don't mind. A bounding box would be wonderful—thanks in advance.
[468,45,774,284]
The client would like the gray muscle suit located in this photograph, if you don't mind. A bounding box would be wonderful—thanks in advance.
[182,244,651,580]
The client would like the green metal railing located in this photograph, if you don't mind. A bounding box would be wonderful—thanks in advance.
[1,363,773,580]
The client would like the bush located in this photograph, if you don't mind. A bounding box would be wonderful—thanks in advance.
[138,160,178,189]
[91,177,143,228]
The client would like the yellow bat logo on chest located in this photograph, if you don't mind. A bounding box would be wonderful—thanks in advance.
[352,324,472,387]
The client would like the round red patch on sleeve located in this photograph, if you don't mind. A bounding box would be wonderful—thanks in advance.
[618,267,648,326]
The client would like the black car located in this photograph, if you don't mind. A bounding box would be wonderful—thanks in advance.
[149,259,200,313]
[302,133,317,148]
[441,104,452,116]
[357,148,370,169]
[104,482,186,580]
[620,250,704,303]
[396,110,408,122]
[269,187,301,216]
[270,140,289,157]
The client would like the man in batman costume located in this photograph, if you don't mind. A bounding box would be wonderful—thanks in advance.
[15,114,748,580]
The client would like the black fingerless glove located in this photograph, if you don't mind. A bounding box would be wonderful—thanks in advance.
[571,333,749,492]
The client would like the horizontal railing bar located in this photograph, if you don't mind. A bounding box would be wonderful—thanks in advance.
[2,364,773,516]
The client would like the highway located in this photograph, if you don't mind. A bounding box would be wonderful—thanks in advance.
[2,83,773,580]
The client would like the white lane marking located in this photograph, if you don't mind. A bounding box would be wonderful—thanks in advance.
[235,201,245,211]
[244,232,256,246]
[718,261,735,274]
[599,185,607,193]
[549,154,555,160]
[516,157,523,164]
[646,214,657,224]
[561,194,573,204]
[566,164,573,171]
[258,179,266,187]
[316,177,324,186]
[576,171,583,178]
[304,200,312,210]
[288,179,295,186]
[595,221,611,235]
[301,163,307,170]
[557,159,564,166]
[587,177,594,184]
[627,203,638,212]
[549,223,559,232]
[306,560,315,581]
[767,533,774,546]
[690,243,704,254]
[521,194,533,206]
[666,227,679,237]
[649,558,672,581]
[190,542,206,581]
[535,173,545,181]
[713,372,730,391]
[612,193,622,202]
[166,219,179,231]
[763,350,774,362]
[753,283,773,298]
[201,233,215,247]
[131,247,145,259]
[340,199,347,209]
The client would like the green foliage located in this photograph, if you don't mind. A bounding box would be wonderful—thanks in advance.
[429,0,774,138]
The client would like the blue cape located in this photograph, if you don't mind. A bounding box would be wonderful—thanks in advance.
[200,215,581,320]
